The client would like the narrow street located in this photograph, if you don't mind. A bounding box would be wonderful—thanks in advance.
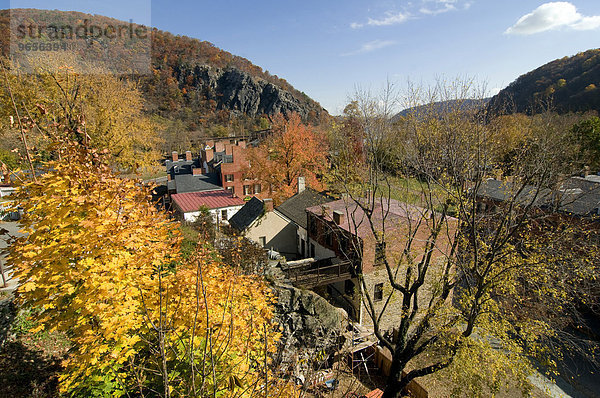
[0,221,22,292]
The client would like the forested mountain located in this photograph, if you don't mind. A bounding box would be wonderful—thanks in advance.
[392,98,490,121]
[488,48,600,115]
[0,9,328,133]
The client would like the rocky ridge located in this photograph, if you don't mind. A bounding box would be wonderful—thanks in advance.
[173,64,324,120]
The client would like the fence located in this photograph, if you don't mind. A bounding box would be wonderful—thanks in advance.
[284,259,353,288]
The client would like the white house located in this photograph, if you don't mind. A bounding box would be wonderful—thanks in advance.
[229,178,333,259]
[171,189,245,224]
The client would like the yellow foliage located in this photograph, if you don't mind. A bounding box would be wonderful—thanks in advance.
[0,56,162,172]
[7,142,289,397]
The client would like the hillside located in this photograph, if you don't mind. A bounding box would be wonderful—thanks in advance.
[392,98,490,121]
[0,9,328,131]
[488,49,600,115]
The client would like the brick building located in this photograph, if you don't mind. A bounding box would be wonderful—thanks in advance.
[200,138,264,199]
[303,198,457,331]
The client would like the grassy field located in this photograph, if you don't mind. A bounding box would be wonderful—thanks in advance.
[380,176,447,208]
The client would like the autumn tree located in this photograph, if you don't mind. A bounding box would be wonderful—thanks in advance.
[244,112,328,204]
[0,56,162,172]
[4,139,293,397]
[329,79,598,397]
[572,115,600,170]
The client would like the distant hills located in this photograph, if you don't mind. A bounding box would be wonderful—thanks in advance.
[0,9,328,130]
[488,48,600,115]
[392,98,490,121]
[393,49,600,120]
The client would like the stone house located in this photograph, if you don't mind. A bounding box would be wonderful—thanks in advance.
[304,198,457,332]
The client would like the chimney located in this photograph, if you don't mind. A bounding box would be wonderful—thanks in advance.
[185,151,192,161]
[204,147,214,163]
[192,167,202,176]
[263,198,274,212]
[172,151,178,162]
[297,176,306,194]
[333,210,345,225]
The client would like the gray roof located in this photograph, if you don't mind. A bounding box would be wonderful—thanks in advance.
[557,177,600,216]
[165,159,202,177]
[172,173,221,194]
[276,189,333,229]
[212,151,233,164]
[476,179,551,207]
[477,178,600,217]
[229,197,265,231]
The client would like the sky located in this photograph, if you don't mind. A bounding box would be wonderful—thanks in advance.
[5,0,600,114]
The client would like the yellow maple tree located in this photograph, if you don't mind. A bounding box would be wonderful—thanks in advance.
[7,141,294,397]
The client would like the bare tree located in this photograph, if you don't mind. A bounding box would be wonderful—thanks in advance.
[327,78,598,397]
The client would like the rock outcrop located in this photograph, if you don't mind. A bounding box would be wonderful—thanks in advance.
[174,65,325,120]
[266,263,348,374]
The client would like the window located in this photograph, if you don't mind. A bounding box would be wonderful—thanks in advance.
[374,283,384,302]
[339,235,349,253]
[375,241,386,265]
[254,184,262,194]
[225,174,234,182]
[259,236,266,247]
[309,215,317,235]
[226,186,235,195]
[345,280,355,296]
[310,243,315,258]
[243,185,251,195]
[325,230,333,247]
[221,209,228,221]
[301,239,305,257]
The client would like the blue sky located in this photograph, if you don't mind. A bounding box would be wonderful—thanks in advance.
[6,0,600,114]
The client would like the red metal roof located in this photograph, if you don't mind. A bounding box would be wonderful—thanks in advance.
[172,190,245,213]
[366,389,384,398]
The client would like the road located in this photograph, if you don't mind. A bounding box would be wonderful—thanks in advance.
[0,221,23,292]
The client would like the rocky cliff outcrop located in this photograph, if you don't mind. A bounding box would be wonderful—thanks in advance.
[173,65,325,120]
[266,265,348,374]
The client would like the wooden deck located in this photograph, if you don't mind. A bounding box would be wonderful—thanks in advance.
[284,259,353,288]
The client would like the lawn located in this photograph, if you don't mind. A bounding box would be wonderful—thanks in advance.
[380,175,447,209]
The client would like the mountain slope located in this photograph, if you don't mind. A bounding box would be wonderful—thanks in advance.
[0,9,328,130]
[488,49,600,115]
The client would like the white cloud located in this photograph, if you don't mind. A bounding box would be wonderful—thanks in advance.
[571,15,600,30]
[505,2,600,35]
[420,0,459,15]
[351,11,409,29]
[341,40,396,56]
[367,11,410,26]
[350,1,472,28]
[420,3,456,15]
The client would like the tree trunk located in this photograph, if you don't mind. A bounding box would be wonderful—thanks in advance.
[382,357,410,398]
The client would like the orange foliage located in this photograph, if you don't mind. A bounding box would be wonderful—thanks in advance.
[245,113,328,204]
